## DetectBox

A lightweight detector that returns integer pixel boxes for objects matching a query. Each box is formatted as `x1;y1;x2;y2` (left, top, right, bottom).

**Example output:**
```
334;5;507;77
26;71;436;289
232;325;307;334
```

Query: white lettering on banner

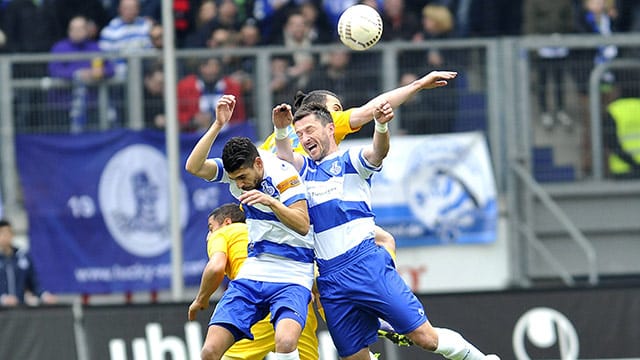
67;195;96;218
74;260;206;283
109;322;202;360
192;187;221;211
512;307;579;360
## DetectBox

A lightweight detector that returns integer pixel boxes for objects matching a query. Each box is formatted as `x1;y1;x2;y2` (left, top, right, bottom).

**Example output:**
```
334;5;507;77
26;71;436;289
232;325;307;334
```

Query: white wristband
274;127;288;140
374;120;388;133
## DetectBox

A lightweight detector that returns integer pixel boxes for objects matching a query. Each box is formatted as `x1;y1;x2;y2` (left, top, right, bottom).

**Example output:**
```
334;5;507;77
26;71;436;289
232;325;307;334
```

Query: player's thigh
269;283;312;329
224;316;275;360
320;297;379;358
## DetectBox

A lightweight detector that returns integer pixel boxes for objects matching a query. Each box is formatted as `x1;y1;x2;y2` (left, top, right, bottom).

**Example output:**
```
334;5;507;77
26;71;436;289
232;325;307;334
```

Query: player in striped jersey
188;204;319;360
260;70;457;260
186;94;314;360
273;102;500;360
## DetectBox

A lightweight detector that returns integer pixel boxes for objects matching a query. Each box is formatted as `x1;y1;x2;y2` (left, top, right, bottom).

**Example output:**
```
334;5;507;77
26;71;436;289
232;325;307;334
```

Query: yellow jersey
206;222;248;280
209;222;319;360
259;109;359;154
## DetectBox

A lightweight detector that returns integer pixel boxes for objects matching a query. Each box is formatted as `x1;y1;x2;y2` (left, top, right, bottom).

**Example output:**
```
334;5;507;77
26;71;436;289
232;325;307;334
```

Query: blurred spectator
177;57;246;132
184;0;218;48
604;82;640;179
380;0;420;41
48;16;115;133
0;0;58;54
399;4;459;134
270;56;297;106
143;62;166;129
212;0;243;31
47;0;110;41
306;48;368;108
523;0;575;129
149;23;163;49
0;219;57;307
299;1;335;43
572;0;619;175
99;0;154;78
252;0;296;44
272;12;316;89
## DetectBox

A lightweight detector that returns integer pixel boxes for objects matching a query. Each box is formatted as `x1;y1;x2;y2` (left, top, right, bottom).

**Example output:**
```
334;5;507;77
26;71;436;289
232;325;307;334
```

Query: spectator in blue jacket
0;220;56;307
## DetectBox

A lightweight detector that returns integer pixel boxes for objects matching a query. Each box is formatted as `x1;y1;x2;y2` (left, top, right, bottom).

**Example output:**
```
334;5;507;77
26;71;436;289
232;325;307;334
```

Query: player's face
295;115;334;161
324;95;343;112
227;159;263;191
208;216;223;233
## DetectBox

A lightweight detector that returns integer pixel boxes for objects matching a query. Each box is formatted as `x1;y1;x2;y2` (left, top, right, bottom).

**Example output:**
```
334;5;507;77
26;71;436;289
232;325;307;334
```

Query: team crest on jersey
99;144;189;257
329;161;342;175
260;179;277;196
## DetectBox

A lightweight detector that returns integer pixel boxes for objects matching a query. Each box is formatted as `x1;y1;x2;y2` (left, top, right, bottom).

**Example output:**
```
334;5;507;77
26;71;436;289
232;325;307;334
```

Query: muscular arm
238;193;310;235
185;95;236;180
184;122;224;180
273;103;305;171
348;70;457;129
362;101;393;167
188;251;227;321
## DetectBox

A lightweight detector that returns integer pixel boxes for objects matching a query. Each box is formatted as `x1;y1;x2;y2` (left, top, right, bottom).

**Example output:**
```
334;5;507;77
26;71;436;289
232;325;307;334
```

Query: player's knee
374;227;396;253
274;335;299;353
201;344;223;360
407;323;438;351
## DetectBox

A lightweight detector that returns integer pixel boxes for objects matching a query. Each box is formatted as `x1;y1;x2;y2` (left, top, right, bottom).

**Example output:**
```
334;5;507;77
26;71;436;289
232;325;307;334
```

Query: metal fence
2;33;640;286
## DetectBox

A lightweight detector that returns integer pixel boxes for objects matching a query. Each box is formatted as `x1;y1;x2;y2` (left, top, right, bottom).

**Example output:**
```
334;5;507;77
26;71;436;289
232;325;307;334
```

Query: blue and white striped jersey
209;150;314;289
300;147;380;266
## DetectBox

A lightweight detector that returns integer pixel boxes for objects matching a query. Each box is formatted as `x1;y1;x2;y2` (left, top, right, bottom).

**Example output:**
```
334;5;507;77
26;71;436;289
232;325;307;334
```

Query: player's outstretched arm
185;95;236;180
188;251;227;321
349;70;457;129
272;103;305;172
362;100;393;167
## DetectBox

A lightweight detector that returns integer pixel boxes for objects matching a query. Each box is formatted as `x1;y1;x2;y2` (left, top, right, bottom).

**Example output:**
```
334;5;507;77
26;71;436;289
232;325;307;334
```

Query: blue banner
15;123;256;293
343;132;498;247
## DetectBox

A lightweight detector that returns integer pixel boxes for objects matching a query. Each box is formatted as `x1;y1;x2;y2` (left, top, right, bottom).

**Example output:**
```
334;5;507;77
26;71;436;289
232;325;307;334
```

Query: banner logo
513;307;579;360
99;144;188;257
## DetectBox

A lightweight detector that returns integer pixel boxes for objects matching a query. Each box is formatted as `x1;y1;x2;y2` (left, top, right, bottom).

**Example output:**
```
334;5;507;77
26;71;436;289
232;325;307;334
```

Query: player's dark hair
0;219;10;228
293;103;334;126
293;90;341;111
221;137;259;173
208;203;246;224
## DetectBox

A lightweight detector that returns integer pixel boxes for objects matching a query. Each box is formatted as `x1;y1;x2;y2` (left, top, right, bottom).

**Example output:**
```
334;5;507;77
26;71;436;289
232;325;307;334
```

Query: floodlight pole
161;0;184;301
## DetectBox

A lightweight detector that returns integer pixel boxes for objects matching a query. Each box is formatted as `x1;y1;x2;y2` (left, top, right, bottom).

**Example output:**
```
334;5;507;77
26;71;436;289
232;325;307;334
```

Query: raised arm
362;100;394;167
349;70;457;128
185;94;236;180
272;103;305;172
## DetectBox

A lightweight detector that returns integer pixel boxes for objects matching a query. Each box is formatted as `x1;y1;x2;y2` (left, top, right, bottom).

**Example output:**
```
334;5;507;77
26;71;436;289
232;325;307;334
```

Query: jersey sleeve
206;231;228;259
332;108;360;144
273;159;308;207
348;147;382;179
206;158;228;183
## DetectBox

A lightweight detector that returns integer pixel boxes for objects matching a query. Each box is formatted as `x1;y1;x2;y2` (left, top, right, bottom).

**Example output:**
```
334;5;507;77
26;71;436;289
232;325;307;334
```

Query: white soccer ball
337;4;383;51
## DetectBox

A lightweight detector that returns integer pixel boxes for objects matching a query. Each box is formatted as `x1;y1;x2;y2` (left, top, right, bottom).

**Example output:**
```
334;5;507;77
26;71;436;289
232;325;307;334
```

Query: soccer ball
337;4;383;51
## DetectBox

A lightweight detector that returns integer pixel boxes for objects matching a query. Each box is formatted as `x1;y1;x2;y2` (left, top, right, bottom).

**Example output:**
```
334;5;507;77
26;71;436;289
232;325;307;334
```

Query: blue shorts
316;241;428;357
210;278;312;341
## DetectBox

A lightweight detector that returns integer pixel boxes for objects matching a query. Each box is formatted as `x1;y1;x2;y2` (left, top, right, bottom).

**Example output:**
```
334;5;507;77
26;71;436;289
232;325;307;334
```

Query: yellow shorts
223;302;319;360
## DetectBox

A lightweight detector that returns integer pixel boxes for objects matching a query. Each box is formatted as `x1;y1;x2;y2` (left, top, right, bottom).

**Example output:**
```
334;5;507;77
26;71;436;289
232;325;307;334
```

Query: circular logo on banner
512;307;580;360
99;144;188;257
